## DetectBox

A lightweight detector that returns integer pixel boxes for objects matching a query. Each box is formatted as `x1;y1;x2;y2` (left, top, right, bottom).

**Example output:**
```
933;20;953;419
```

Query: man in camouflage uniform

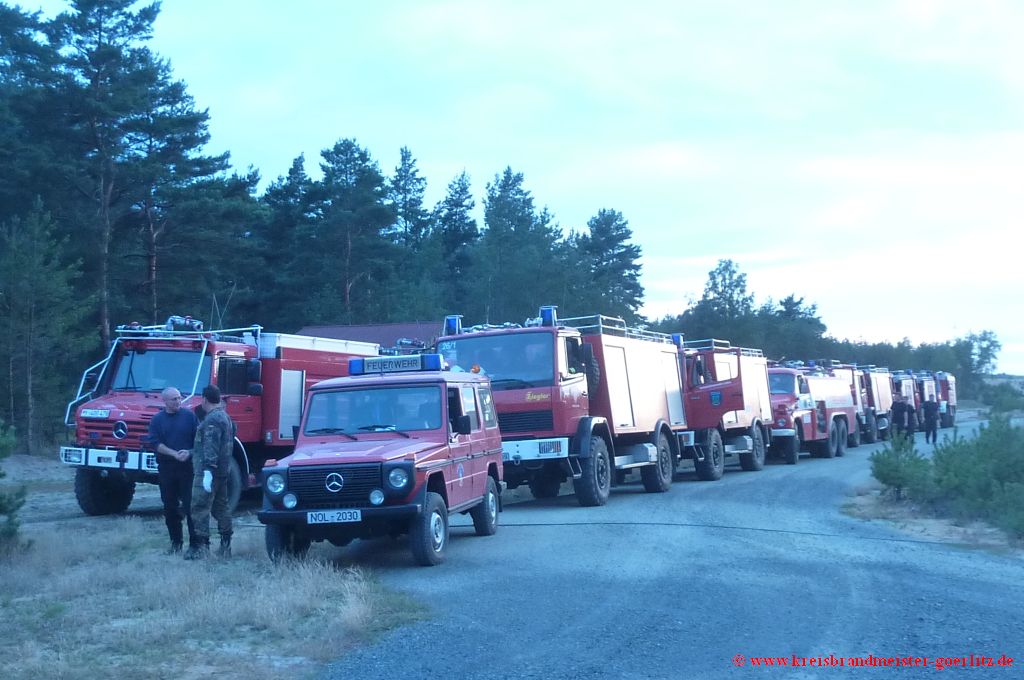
185;384;236;560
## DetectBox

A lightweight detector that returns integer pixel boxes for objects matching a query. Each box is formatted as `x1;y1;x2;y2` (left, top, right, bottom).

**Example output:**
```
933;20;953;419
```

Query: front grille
82;417;153;448
498;409;554;433
288;464;382;509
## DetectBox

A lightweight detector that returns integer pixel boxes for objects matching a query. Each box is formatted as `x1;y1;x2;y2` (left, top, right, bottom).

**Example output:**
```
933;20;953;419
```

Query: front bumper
257;503;424;525
770;428;797;437
502;437;571;464
59;445;158;474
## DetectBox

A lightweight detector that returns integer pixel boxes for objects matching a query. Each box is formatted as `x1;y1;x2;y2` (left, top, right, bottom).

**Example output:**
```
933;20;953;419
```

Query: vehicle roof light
349;353;445;375
444;315;463;336
539;305;557;327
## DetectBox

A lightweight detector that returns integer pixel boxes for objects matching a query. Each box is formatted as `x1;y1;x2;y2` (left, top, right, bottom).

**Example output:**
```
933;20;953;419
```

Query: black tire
581;344;601;394
470;476;499;536
695;430;725;481
641;433;673;492
739;426;766;471
847;418;861;448
941;407;956;429
410;492;449;566
528;471;562;499
225;457;243;514
573;436;611;507
74;468;135;516
783;434;800;465
265;524;311;562
835;420;848;457
814;422;837;459
863;412;878;444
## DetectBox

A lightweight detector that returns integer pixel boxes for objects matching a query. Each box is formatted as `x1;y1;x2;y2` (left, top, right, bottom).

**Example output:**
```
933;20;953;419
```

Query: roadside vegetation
1;519;427;680
0;418;25;554
870;417;1024;539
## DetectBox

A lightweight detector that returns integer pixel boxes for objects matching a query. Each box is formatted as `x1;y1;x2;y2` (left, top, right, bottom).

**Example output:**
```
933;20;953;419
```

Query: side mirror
247;358;262;382
247;382;264;397
455;415;472;436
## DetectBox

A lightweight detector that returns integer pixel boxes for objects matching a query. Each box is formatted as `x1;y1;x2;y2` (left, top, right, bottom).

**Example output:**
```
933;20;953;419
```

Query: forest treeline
0;1;1002;451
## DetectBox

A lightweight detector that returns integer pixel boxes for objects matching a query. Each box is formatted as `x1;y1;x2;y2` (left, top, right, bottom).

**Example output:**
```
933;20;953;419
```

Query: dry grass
1;518;427;679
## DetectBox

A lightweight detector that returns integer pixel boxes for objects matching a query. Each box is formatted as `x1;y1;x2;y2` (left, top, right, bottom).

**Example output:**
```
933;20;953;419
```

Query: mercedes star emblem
112;421;129;439
325;472;345;493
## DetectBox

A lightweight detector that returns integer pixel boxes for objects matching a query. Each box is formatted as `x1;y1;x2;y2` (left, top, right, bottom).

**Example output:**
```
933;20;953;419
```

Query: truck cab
257;353;503;566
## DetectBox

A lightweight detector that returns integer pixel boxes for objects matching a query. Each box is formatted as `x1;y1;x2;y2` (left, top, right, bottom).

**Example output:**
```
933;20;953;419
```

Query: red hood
285;437;446;466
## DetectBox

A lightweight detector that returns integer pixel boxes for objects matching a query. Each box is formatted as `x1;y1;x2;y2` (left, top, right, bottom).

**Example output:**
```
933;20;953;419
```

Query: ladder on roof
560;314;673;344
683;338;764;357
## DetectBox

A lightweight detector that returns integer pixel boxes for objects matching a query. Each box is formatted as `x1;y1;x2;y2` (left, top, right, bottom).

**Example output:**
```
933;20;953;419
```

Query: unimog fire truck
768;364;858;462
256;353;503;566
436;307;683;506
676;339;773;479
59;316;378;515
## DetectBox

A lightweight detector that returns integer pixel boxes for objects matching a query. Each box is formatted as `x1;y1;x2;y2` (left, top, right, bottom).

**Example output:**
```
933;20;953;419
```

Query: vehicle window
304;385;442;434
438;331;554;391
447;387;461;431
460;386;480;431
479;386;498;428
217;357;248;394
111;350;211;394
563;337;584;377
769;372;796;395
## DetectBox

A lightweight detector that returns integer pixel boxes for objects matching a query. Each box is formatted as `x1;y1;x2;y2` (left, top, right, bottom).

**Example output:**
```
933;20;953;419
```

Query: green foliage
979;382;1024;414
869;434;932;501
0;417;26;554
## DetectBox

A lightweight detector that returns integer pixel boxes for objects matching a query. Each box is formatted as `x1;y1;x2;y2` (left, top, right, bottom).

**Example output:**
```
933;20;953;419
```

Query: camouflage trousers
190;472;232;541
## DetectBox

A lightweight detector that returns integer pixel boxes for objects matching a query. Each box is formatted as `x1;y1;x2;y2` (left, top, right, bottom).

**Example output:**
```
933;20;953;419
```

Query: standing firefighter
147;387;199;554
185;385;237;560
892;395;907;438
923;396;940;444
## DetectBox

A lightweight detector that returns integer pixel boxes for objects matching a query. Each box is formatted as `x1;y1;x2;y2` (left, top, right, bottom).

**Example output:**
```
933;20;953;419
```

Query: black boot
184;538;210;560
165;541;183;555
217;532;232;558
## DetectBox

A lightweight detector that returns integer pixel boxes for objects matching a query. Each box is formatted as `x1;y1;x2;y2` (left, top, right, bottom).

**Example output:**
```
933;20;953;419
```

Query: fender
649;419;677;457
233;436;250;481
575;416;613;459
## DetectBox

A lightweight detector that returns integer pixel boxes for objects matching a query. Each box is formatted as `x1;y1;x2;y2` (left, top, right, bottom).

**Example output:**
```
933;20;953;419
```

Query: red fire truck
257;353;503;566
933;371;958;428
436;307;685;506
677;339;773;479
59;316;378;515
768;365;858;462
855;365;895;442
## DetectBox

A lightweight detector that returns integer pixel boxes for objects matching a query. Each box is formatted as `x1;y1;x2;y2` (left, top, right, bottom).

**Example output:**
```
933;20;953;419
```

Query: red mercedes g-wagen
257;353;503;566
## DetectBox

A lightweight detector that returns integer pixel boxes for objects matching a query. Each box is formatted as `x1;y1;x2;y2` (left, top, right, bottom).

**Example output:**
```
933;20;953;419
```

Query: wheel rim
597;449;609;490
430;511;445;551
659;440;672;479
713;440;723;468
487;489;497;523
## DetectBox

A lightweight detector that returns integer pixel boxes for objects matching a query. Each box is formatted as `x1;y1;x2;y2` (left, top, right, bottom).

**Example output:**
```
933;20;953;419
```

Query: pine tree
387;147;430;249
572;208;644;321
432;171;478;312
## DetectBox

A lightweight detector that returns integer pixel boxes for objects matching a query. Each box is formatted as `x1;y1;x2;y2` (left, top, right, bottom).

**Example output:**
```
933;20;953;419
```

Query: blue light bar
443;315;463;336
540;305;557;327
671;333;683;347
349;353;445;376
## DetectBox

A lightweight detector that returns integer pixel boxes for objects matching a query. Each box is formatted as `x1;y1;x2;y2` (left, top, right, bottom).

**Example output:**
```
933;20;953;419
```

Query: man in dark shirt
148;387;199;553
923;396;941;444
891;396;907;438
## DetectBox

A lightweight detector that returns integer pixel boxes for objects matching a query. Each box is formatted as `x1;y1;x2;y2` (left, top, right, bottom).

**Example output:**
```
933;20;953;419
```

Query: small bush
869;434;931;500
0;418;26;555
980;382;1024;413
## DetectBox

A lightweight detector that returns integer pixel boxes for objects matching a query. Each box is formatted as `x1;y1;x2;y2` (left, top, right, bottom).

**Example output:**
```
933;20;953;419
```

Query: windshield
304;385;442;435
438;332;554;391
769;372;797;396
111;350;211;393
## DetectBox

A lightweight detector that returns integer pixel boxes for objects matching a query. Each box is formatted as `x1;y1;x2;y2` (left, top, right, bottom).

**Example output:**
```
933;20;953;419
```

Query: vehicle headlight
369;489;385;505
283;493;297;509
266;473;285;494
388;468;409;489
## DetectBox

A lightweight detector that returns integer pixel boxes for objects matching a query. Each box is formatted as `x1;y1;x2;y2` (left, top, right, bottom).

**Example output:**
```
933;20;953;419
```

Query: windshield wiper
113;386;142;392
490;378;535;389
305;427;357;441
357;425;410;438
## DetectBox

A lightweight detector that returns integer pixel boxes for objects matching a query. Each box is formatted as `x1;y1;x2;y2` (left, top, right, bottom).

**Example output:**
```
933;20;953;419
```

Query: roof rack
114;315;261;344
682;338;764;357
560;314;673;344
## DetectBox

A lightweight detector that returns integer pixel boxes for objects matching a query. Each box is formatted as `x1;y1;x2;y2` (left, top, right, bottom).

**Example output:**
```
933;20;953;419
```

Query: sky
29;0;1024;374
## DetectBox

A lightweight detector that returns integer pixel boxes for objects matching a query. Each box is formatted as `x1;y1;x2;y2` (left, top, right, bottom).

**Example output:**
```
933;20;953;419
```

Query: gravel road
322;420;1024;679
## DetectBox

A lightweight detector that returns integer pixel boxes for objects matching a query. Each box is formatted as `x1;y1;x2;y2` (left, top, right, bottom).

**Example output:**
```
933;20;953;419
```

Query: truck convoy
256;353;503;566
59;316;378;515
435;307;775;505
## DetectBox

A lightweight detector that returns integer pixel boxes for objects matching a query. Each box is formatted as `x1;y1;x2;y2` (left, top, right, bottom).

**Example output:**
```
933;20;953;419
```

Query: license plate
98;456;113;463
307;509;362;524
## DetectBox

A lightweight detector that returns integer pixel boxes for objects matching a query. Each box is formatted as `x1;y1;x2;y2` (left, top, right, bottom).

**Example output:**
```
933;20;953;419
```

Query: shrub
0;418;26;555
869;433;931;500
981;382;1024;414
